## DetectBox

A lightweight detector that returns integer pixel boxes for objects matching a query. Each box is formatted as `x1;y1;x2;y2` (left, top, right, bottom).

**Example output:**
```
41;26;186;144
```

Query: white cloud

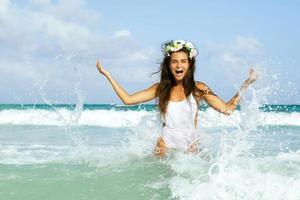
28;0;100;24
113;30;131;38
201;35;264;82
0;0;155;103
234;35;263;55
0;0;9;18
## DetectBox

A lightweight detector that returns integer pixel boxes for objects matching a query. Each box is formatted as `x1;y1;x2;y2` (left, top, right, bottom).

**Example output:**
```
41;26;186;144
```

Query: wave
0;108;300;127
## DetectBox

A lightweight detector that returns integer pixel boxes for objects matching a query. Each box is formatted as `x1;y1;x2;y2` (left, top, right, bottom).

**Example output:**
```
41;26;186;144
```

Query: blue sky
1;0;299;104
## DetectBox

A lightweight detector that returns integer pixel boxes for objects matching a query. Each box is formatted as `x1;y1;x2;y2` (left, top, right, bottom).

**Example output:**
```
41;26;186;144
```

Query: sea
0;103;299;200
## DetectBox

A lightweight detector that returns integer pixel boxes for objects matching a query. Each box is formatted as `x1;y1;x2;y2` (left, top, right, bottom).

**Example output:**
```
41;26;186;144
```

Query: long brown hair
153;47;204;115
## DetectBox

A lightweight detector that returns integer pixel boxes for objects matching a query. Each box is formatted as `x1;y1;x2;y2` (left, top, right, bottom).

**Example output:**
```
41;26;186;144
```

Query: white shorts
162;127;199;150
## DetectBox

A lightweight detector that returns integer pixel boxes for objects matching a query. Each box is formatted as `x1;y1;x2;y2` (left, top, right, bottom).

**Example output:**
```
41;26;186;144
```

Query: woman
96;40;257;157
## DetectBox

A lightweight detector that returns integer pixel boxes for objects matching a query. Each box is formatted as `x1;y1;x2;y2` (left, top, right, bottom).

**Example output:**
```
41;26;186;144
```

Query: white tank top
161;94;198;129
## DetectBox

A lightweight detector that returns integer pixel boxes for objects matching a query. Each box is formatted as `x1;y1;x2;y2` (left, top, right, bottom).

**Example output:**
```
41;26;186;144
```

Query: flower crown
164;40;198;58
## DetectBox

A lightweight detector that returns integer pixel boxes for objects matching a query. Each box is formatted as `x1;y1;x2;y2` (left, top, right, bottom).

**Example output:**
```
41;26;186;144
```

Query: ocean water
0;103;300;200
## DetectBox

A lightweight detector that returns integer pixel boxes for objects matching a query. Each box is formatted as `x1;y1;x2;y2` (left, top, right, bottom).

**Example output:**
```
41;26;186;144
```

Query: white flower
185;41;194;50
189;49;198;58
174;40;185;45
173;43;183;51
165;45;172;53
170;46;178;51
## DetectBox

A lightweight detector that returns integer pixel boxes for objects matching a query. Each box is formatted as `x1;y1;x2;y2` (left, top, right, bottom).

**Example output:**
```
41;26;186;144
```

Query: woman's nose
176;64;183;68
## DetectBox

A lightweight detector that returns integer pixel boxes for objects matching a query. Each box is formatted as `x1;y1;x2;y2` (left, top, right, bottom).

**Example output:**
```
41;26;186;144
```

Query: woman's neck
171;83;185;94
174;80;184;87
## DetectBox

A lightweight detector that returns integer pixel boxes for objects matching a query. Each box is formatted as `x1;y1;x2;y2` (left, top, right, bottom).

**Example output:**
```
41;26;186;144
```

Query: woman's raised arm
197;69;257;115
96;60;158;105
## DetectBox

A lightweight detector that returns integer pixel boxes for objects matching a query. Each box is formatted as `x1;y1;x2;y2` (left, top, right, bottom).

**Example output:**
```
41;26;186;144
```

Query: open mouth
175;70;184;74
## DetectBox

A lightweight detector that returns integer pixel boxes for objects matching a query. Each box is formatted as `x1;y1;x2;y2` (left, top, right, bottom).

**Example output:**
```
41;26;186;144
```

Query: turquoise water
0;104;300;199
1;104;300;112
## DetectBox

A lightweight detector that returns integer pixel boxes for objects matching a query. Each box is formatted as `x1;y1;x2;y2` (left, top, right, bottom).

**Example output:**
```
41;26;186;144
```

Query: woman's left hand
246;68;257;84
241;69;257;90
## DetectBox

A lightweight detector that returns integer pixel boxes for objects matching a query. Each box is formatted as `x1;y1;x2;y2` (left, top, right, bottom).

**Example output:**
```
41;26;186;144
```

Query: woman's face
169;51;190;82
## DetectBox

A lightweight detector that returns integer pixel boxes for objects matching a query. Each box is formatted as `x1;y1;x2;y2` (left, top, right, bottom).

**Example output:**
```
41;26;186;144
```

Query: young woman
96;40;257;157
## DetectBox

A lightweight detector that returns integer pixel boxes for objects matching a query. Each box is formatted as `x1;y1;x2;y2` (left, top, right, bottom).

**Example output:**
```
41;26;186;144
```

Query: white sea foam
0;109;152;127
0;108;299;127
164;151;300;200
0;143;132;166
0;144;71;165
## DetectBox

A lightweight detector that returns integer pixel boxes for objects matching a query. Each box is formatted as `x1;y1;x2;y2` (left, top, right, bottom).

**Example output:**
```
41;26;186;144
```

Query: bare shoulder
195;81;210;91
152;82;159;87
195;81;216;97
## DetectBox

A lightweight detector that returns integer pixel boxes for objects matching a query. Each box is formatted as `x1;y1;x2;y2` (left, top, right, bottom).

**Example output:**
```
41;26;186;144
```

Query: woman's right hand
96;60;110;77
